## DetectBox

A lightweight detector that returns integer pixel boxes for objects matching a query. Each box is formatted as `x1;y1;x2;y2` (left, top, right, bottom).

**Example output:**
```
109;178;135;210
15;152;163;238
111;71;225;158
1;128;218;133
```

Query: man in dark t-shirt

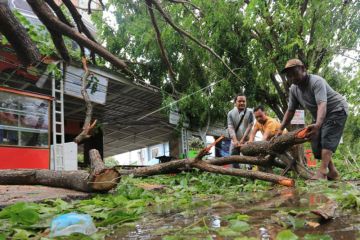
278;59;348;180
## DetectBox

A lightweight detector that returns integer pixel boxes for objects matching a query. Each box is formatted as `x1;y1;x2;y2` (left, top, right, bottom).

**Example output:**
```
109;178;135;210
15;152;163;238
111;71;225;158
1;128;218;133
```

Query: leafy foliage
0;171;269;239
1;171;360;239
91;0;360;128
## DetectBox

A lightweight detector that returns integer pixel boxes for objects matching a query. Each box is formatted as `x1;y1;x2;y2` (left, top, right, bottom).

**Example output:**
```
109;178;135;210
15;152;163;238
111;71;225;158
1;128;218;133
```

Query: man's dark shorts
311;109;347;159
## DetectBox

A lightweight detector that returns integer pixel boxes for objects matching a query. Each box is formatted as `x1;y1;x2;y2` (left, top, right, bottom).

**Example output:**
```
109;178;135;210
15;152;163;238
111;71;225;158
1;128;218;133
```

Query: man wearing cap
277;59;348;180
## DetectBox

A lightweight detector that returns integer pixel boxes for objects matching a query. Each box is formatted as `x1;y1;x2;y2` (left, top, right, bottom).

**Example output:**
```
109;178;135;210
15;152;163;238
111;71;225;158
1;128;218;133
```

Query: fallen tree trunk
278;145;313;179
118;155;295;187
0;149;120;193
118;155;279;176
192;161;294;187
0;129;311;191
118;128;312;184
240;128;309;156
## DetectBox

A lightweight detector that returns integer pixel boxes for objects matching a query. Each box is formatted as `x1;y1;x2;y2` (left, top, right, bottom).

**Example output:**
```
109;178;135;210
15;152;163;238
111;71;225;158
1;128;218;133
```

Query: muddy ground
0;185;91;208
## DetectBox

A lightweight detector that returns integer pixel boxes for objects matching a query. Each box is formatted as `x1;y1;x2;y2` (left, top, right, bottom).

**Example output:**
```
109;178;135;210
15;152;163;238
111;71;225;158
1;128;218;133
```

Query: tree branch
0;1;41;66
306;10;317;63
258;87;284;119
270;73;287;111
44;0;73;27
61;0;97;61
146;0;176;93
48;29;71;62
27;0;136;77
192;161;294;187
74;58;97;144
261;1;281;53
294;0;309;61
300;0;309;17
167;0;201;11
313;48;328;73
150;0;243;83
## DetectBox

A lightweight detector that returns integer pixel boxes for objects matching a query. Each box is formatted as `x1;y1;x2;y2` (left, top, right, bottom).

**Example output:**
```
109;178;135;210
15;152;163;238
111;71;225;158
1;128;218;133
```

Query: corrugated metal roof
0;58;175;157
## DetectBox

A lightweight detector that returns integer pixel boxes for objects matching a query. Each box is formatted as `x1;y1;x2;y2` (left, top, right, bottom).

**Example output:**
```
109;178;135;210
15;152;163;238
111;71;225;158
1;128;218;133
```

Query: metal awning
0;58;175;157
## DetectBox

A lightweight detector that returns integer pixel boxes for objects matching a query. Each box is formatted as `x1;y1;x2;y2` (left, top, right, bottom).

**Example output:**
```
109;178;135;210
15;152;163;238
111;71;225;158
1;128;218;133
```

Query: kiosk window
0;91;49;147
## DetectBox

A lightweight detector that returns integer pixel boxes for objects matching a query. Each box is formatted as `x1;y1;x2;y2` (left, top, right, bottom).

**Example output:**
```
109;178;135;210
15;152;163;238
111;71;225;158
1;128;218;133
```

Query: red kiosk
0;86;52;169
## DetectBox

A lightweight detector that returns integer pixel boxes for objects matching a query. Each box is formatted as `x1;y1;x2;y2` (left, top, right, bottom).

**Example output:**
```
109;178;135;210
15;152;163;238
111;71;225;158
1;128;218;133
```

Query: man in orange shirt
248;106;281;142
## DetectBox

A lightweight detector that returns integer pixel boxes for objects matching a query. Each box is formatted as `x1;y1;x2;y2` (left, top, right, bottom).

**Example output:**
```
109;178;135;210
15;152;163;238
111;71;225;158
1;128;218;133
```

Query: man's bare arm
248;125;258;142
279;110;295;131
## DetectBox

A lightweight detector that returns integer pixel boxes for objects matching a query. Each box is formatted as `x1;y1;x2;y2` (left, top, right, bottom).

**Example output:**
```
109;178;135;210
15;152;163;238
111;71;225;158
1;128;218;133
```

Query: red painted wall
0;147;49;169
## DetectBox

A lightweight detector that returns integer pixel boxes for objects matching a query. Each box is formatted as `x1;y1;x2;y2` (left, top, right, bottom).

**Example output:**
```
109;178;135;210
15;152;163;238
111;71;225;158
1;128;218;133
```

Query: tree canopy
0;0;359;129
91;0;360;127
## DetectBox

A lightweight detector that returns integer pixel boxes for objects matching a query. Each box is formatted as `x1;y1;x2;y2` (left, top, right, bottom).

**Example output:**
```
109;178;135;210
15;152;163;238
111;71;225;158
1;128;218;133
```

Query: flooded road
108;181;360;239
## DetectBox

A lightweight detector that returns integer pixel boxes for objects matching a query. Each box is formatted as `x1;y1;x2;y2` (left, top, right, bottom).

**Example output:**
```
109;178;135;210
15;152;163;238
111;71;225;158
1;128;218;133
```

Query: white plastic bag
50;212;97;237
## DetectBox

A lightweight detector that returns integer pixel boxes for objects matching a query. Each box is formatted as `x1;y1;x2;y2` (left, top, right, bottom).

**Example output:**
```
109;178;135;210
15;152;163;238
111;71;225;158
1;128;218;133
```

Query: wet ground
108;182;360;240
0;185;91;208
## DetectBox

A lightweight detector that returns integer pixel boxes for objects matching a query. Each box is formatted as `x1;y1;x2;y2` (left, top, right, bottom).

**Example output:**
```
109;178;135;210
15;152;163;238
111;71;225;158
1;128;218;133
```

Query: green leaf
303;234;333;240
0;233;7;240
0;202;39;225
12;208;39;226
12;229;32;240
217;227;241;237
234;237;257;240
97;209;138;227
276;230;299;240
287;215;305;229
1;36;8;45
229;220;251;232
223;213;250;221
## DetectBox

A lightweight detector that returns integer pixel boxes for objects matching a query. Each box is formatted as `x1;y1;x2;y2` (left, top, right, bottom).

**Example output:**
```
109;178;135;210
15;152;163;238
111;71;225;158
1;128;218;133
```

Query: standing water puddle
108;182;360;239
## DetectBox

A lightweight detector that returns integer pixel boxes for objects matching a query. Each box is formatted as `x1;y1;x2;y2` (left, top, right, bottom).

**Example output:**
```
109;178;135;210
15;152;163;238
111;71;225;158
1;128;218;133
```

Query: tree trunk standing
0;1;41;65
84;126;104;167
0;150;119;192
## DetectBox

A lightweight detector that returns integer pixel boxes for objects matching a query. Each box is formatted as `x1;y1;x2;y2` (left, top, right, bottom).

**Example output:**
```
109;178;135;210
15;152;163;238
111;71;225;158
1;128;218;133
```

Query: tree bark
73;58;96;144
150;0;243;83
0;1;41;66
192;161;294;187
240;128;309;156
0;129;311;191
146;0;176;93
118;156;294;187
116;129;313;185
0;149;120;192
44;0;74;27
